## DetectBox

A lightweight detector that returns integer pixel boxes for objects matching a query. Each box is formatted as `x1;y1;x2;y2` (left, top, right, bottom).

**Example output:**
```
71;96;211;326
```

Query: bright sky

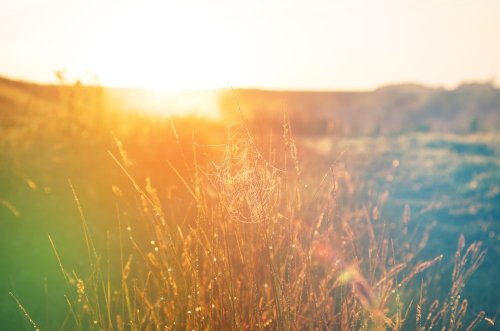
1;0;499;90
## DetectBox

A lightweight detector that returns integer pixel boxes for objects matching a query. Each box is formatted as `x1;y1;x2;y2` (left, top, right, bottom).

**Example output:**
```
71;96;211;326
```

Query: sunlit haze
1;0;499;90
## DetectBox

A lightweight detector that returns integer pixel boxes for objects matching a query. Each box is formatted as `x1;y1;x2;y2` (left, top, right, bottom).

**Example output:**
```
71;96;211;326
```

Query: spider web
209;133;281;224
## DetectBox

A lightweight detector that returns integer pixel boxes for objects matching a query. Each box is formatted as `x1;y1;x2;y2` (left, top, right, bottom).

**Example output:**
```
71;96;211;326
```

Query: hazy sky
1;0;499;90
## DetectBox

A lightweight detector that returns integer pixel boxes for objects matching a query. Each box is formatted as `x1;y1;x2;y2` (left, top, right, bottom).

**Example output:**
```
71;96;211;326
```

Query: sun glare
84;2;246;91
108;88;223;117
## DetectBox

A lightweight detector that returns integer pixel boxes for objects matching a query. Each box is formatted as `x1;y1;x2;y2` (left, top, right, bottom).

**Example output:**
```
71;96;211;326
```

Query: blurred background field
0;76;499;329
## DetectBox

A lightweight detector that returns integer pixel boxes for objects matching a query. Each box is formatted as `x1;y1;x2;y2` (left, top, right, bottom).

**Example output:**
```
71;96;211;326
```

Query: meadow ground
0;79;498;330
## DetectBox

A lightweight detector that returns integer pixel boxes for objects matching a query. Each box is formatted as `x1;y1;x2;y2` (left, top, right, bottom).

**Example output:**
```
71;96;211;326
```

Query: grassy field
0;77;498;330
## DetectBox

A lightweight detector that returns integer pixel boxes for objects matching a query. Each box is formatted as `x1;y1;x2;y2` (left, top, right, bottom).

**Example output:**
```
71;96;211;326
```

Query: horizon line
1;73;498;93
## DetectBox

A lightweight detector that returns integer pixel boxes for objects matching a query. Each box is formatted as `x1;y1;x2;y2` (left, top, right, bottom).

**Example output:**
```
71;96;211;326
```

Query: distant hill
1;75;499;136
227;82;500;136
0;76;219;118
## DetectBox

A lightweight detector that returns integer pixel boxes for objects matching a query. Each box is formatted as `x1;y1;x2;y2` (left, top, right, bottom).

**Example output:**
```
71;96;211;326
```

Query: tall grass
27;115;491;331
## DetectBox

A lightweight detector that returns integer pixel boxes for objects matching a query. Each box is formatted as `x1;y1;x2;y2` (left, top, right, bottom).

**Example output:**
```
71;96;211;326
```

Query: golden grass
34;119;490;331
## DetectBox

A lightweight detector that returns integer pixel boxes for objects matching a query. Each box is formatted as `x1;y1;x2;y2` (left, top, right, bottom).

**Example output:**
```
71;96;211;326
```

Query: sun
83;2;249;91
